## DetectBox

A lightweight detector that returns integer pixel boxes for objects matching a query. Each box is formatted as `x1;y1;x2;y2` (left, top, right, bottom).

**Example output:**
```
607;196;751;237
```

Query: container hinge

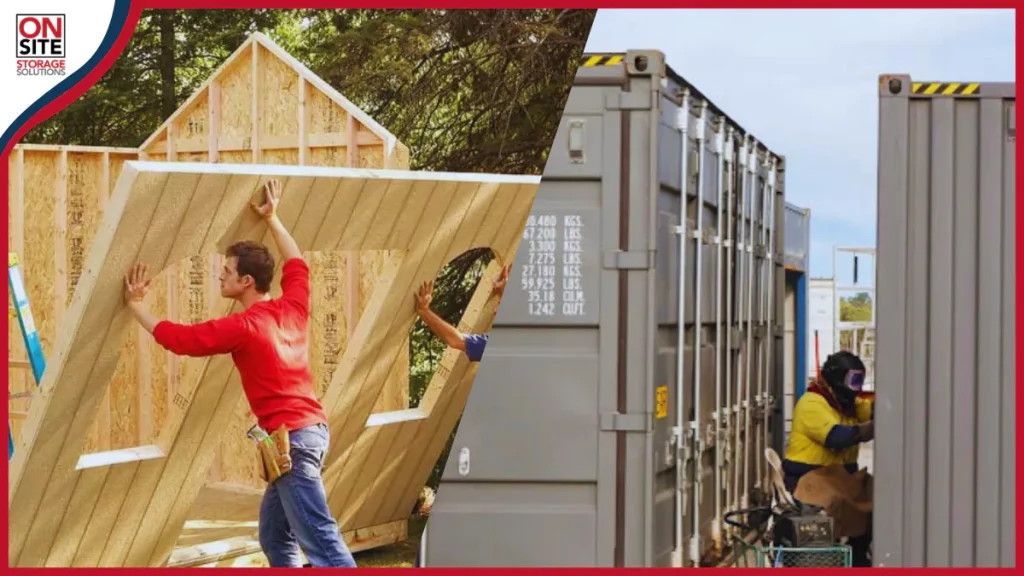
719;426;731;465
606;91;653;111
603;250;656;270
692;227;713;244
600;412;652;432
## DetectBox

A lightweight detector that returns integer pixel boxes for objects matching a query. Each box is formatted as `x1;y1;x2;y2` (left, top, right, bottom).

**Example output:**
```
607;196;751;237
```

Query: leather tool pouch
254;425;293;483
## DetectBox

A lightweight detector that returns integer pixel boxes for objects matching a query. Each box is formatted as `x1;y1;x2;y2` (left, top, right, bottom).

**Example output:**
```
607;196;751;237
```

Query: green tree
839;292;873;323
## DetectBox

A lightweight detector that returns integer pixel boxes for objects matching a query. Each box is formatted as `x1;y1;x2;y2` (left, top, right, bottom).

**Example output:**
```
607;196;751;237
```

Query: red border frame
1;2;1020;573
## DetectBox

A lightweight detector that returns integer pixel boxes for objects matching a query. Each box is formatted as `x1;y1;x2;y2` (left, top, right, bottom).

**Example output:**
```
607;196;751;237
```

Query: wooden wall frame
8;161;538;567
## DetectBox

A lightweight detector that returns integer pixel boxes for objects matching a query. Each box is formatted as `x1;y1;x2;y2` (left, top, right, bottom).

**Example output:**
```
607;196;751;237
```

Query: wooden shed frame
8;30;414;476
138;32;409;170
7;31;434;565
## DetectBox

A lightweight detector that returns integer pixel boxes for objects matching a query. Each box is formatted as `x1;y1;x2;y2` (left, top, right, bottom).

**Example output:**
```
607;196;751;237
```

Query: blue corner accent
795;271;808;399
0;0;132;154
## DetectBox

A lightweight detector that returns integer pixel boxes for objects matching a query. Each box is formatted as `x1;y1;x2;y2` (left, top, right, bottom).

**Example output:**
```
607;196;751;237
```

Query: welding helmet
820;351;866;412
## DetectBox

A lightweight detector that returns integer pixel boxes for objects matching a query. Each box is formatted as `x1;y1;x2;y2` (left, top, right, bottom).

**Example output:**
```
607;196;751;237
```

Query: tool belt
248;424;293;483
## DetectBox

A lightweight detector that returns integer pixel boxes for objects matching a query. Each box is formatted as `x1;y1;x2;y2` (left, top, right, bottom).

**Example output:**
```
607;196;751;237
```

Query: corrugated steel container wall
874;75;1015;568
424;50;787;567
783;202;810;272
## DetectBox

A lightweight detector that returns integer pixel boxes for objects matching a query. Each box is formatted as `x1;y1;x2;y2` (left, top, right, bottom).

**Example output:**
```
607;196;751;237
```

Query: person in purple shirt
413;265;509;362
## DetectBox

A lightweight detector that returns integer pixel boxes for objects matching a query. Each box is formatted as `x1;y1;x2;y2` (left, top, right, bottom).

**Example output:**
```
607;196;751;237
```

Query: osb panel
309;146;348;168
259;44;299;140
219;151;251;165
171;91;209;145
310;251;347;398
218;58;252;144
261;149;299;166
107;155;135;196
308;88;345;134
176;152;207;163
65;153;103;303
146;272;170;444
21;152;59;364
214;408;263;487
359;146;385;169
390;143;412;171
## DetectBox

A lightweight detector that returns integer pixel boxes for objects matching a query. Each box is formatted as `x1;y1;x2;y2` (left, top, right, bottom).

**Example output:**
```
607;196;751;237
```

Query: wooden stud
54;149;68;322
208;81;220;163
347;112;358;169
344;111;359;341
165;124;176;162
251;42;261;163
96;151;112;453
298;76;308;166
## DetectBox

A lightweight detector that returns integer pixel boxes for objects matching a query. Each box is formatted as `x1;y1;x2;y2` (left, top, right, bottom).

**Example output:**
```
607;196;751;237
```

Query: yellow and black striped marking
580;54;624;67
911;82;981;96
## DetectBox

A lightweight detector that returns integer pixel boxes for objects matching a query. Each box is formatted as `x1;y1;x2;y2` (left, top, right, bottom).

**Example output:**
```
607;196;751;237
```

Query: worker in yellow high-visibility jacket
783;350;875;566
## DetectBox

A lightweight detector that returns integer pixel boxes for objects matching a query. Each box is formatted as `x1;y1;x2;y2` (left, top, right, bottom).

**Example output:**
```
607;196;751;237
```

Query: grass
352;516;428;568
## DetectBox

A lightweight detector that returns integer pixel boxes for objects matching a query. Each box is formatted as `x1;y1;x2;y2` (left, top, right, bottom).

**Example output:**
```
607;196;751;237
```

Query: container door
423;72;625;567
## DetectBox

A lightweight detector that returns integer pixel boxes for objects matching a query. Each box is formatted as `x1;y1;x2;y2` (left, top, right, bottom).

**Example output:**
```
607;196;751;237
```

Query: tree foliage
25;9;594;176
839;292;873;323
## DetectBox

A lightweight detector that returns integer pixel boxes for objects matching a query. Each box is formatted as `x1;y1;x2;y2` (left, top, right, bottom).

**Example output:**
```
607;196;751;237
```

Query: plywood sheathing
8;33;413;492
7;161;538;567
8;145;139;453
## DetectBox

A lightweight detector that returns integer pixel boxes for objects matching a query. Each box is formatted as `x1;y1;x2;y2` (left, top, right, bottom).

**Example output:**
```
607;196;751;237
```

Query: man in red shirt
122;178;357;568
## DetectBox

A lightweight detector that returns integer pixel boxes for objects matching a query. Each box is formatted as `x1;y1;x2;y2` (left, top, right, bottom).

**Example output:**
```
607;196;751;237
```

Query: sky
584;9;1016;279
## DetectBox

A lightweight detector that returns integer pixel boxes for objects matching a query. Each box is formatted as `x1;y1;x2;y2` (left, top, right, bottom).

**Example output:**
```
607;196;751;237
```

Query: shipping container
421;50;787;567
874;75;1015;567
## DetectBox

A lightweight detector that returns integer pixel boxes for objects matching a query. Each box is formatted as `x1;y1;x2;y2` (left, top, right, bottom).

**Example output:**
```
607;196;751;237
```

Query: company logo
16;14;66;76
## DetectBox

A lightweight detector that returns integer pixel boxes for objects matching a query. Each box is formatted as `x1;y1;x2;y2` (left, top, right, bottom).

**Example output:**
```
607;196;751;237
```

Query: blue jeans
258;423;357;567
